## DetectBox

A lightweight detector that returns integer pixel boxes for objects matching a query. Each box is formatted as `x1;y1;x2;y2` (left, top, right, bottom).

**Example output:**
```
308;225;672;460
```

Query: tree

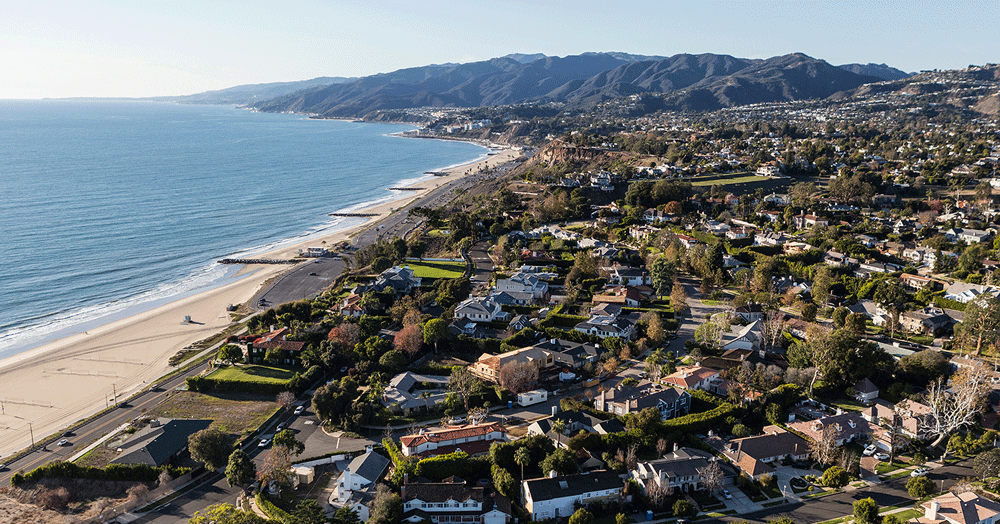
368;483;402;524
292;500;328;524
954;296;1000;356
225;449;256;493
276;391;296;410
491;464;516;498
188;428;232;470
328;323;361;347
672;499;696;518
921;362;993;448
812;265;834;307
975;180;993;204
379;349;407;372
822;466;849;488
656;438;668;458
695;320;724;351
832;307;850;328
551;419;567;448
645;313;665;346
670;278;689;316
853;497;880;524
258;447;294;487
541;448;579;476
423;319;449;353
188;503;268;524
810;425;841;466
218;344;243;364
273;428;305;456
568;508;595;524
650;256;675;297
498;360;536;395
514;447;531;480
332;507;362;524
973;448;1000;480
616;513;629;524
448;367;482;411
698;460;724;494
801;303;818;322
906;475;935;498
394;324;423;356
874;279;907;338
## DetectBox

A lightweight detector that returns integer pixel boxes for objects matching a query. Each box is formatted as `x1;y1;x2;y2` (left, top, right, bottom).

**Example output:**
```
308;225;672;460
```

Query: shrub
907;475;934;498
672;499;696;517
822;466;849;488
255;492;295;524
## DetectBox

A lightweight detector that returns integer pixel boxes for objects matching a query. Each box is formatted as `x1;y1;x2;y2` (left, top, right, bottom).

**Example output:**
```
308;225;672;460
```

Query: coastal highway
0;359;212;485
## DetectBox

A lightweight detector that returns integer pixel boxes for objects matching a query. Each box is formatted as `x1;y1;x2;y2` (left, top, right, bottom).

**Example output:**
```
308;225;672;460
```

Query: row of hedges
662;400;736;434
539;313;589;329
11;461;188;486
255;492;295;524
186;374;294;395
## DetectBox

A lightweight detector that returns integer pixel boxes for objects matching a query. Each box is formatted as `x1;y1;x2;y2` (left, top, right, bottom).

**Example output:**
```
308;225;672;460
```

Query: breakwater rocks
218;258;303;265
328;212;380;217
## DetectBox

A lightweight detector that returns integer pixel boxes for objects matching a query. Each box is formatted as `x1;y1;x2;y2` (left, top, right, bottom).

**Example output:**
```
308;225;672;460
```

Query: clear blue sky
2;0;996;99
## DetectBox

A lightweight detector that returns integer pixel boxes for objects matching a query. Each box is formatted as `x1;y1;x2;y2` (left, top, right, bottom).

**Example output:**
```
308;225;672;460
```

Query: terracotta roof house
399;423;507;458
788;412;884;447
249;327;306;365
661;366;721;392
469;345;574;383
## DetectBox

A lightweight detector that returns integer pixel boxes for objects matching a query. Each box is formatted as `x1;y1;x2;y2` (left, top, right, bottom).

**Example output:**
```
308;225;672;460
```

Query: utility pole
29;422;34;449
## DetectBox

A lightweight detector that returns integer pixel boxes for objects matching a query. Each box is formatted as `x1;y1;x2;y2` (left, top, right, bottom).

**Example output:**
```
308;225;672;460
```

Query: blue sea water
0;100;486;358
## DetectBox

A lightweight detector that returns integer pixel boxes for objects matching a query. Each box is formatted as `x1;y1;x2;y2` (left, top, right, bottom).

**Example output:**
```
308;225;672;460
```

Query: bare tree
498;360;536;394
656;438;668;458
646;480;667;510
697;460;724;494
468;406;488;424
257;447;293;488
625;444;639;471
810;425;841;466
837;448;859;474
127;483;150;504
448;367;483;411
760;309;785;352
921;362;993;449
276;391;295;410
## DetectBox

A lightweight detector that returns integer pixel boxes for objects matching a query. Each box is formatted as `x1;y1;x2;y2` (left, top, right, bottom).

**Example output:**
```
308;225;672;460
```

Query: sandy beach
0;146;519;458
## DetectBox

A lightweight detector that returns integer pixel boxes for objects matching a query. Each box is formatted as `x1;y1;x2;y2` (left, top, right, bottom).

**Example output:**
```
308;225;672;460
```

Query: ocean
0;100;486;358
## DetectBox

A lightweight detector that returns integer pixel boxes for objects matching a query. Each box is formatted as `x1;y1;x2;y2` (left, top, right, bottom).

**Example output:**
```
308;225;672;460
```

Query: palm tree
551;419;566;448
514;447;530;480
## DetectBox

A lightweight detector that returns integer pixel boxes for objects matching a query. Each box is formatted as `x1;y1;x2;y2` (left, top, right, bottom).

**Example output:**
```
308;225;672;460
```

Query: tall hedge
11;461;187;486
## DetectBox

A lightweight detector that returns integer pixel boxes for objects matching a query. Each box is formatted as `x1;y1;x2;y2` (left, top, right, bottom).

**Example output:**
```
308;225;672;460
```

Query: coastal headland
0;147;519;459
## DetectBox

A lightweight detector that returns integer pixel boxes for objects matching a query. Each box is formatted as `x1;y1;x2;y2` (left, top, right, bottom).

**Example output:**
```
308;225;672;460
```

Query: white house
632;447;734;495
521;470;622;521
454;297;509;322
330;450;392;520
721;320;764;352
496;273;549;300
401;478;512;524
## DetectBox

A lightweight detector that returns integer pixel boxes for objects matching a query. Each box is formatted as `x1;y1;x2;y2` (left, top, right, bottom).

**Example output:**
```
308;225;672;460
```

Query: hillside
149;77;355;105
248;52;882;117
837;63;912;81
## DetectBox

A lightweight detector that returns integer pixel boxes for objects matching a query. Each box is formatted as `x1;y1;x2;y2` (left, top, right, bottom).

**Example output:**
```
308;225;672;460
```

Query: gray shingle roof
112;418;212;467
523;470;622;502
346;451;391;483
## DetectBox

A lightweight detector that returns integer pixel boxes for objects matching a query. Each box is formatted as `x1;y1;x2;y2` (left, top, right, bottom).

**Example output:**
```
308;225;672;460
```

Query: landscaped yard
689;174;772;187
147;391;281;436
207;364;297;385
402;258;466;279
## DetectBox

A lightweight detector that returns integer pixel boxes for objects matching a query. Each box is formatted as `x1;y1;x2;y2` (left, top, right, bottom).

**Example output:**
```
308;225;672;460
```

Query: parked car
911;467;930;477
294;406;304;415
258;439;270;448
863;444;877;456
276;423;286;432
449;416;466;424
721;489;733;500
874;452;890;461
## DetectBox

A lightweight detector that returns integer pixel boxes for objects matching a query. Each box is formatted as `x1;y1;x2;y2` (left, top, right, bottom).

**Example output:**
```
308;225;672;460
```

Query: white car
721;489;733;500
863;444;877;456
911;467;930;477
874;452;890;461
294;406;304;415
258;439;270;448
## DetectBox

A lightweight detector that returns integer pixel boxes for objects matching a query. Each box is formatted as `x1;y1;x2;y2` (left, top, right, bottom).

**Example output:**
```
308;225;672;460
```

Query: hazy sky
2;0;997;99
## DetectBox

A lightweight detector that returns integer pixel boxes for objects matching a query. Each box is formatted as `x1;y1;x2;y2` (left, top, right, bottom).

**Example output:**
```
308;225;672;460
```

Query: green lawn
208;365;297;384
690;175;771;187
402;258;466;279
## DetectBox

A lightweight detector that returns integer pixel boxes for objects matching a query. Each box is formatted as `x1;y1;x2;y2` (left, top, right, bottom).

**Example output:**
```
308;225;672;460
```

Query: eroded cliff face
523;140;633;172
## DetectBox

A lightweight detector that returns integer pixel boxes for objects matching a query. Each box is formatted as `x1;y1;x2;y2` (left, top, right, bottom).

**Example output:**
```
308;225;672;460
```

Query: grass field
402;259;466;279
207;365;296;384
690;174;772;187
147;391;280;436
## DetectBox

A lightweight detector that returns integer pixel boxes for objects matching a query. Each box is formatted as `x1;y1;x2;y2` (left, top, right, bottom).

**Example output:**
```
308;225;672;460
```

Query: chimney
401;473;409;499
673;443;679;452
365;445;373;454
926;501;940;521
549;470;558;478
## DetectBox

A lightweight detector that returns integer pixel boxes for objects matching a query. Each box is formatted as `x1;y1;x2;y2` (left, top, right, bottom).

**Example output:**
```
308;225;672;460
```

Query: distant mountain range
174;52;917;116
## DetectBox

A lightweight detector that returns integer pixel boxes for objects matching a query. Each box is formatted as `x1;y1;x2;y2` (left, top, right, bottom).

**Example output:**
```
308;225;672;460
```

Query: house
612;266;652;287
592;287;643;308
900;273;938;292
508;314;532;332
900;306;951;334
726;227;753;240
248;327;306;365
399;423;508;458
496;273;549;300
632;447;736;496
661;366;720;392
530;338;601;367
521;470;622;521
469;344;576;383
945;283;1000;304
946;228;992;244
372;266;423;295
733;304;765;322
454;296;509;323
861;399;933;440
594;381;691;419
382;372;451;414
111;418;212;466
488;290;534;306
757;210;782;223
401;476;512;524
629;224;659;241
644;208;666;223
788;412;884;447
721;320;764;352
704;220;731;235
331;450;392;519
854;378;880;403
763;192;791;206
573;312;639;340
526;410;601;446
920;492;1000;524
754;231;790;246
676;234;700;248
793;214;829;229
757;165;781;177
720;426;809;478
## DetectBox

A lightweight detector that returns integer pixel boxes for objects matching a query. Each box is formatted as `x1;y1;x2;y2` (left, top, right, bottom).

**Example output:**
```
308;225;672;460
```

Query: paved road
469;241;495;293
0;359;212;484
255;257;347;309
709;459;975;524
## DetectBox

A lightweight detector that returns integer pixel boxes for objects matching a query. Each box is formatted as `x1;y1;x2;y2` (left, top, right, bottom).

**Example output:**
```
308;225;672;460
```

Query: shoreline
0;141;518;458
